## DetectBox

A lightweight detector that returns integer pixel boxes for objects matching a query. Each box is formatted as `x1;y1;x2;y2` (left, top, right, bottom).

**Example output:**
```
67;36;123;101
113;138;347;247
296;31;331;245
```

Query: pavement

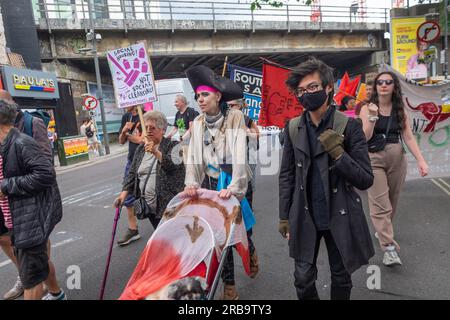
1;145;449;300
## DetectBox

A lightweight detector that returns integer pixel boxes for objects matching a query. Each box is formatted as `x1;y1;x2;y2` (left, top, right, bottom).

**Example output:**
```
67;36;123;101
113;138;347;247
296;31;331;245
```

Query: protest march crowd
0;57;434;301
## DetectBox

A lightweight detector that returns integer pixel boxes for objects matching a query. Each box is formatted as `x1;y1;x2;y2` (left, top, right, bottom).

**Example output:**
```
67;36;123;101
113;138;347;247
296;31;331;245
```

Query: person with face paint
184;65;254;300
279;58;375;300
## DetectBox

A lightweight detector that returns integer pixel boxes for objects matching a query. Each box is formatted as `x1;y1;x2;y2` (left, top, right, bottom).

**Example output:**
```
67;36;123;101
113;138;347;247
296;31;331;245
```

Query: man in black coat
0;100;64;300
278;58;375;300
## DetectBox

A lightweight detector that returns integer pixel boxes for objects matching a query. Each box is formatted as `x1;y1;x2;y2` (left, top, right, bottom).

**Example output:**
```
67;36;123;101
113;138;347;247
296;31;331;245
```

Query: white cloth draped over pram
119;189;250;300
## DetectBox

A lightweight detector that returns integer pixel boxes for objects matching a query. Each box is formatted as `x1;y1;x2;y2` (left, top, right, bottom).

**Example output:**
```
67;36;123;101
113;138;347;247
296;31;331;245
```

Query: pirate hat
186;65;243;102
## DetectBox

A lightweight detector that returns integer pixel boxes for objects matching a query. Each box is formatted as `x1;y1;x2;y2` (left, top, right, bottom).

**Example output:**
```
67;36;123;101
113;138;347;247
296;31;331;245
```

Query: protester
184;65;255;300
114;111;185;229
226;98;260;208
339;95;356;112
167;94;199;140
0;90;53;300
279;58;375;300
355;79;373;117
117;106;143;246
80;117;99;155
359;71;429;266
0;99;64;300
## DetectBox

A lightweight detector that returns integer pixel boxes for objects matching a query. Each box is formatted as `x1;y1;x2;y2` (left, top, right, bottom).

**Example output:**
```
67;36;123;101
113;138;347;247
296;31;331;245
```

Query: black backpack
85;125;94;138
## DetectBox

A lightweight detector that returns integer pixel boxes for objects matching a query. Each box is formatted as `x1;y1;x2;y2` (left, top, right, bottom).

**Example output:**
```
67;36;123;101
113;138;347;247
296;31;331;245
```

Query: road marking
0;235;82;269
431;179;450;197
438;178;450;190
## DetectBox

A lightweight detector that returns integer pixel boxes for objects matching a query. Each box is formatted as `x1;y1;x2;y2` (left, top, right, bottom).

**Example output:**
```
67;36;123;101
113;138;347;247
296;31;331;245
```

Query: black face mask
297;89;329;111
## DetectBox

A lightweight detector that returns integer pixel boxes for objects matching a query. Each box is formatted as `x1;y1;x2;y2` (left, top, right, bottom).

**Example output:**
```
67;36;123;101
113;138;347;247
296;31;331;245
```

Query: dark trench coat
279;110;375;274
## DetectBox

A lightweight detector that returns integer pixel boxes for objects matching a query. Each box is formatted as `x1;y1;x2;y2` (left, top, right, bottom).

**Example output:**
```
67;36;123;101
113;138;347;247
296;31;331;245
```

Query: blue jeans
123;159;136;207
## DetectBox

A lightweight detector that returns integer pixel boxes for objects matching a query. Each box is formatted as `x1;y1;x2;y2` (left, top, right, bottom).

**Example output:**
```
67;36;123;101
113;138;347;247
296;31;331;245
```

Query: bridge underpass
36;1;388;79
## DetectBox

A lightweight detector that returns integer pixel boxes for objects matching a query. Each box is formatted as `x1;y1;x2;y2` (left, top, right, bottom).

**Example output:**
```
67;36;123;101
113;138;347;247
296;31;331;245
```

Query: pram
119;189;252;300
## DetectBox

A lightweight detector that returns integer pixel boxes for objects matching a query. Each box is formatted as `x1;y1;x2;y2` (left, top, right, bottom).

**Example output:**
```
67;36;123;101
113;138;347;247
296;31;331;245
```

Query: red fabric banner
259;63;303;128
334;72;361;106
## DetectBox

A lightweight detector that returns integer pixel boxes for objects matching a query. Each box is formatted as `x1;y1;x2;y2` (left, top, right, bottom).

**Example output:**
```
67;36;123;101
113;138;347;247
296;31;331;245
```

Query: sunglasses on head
376;79;394;86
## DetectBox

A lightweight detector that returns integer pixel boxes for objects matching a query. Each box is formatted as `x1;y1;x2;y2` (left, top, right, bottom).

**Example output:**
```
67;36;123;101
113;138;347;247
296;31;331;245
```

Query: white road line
65;189;111;205
431;179;450;197
0;260;12;268
51;236;82;248
438;178;450;191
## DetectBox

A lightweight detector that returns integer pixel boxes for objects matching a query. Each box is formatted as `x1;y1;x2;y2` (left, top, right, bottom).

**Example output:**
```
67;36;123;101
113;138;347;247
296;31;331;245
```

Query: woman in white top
184;65;255;300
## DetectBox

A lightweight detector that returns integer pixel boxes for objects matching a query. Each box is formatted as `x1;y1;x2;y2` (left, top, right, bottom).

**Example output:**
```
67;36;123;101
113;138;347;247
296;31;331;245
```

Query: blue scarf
217;171;256;231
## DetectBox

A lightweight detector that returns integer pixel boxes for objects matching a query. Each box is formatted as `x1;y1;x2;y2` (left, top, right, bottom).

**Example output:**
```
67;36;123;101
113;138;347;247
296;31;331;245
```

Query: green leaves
250;0;314;11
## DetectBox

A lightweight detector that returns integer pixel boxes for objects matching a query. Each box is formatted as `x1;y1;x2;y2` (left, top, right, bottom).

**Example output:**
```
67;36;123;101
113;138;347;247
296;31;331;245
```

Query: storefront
0;65;88;166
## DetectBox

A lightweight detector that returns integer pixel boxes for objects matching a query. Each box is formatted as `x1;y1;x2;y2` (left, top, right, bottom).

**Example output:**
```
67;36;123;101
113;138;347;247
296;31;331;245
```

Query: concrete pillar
0;6;9;65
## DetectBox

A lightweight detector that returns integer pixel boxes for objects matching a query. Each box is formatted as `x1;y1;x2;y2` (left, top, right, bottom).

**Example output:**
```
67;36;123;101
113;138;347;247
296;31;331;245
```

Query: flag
356;83;368;103
334;72;361;106
259;63;303;128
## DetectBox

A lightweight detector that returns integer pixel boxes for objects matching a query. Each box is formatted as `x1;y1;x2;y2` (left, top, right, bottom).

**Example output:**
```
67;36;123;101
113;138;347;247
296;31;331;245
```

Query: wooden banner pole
222;56;228;77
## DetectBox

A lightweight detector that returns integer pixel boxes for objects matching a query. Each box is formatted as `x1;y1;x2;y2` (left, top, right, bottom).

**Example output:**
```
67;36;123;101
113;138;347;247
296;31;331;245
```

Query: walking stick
99;206;122;300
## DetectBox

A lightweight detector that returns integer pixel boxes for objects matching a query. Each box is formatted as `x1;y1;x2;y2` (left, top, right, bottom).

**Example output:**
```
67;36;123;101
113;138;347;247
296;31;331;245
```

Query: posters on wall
107;42;157;109
390;16;427;81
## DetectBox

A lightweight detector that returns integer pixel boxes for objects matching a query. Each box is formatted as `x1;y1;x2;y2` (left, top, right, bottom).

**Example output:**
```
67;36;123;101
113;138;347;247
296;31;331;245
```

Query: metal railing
35;0;389;32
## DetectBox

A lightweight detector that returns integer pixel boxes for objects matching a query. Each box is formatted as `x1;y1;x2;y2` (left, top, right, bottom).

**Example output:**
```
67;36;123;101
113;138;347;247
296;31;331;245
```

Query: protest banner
383;65;450;180
259;63;303;128
229;64;263;122
107;42;157;109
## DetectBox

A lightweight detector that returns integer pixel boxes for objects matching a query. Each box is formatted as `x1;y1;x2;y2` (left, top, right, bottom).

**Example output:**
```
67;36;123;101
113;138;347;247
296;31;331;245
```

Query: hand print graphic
108;47;149;89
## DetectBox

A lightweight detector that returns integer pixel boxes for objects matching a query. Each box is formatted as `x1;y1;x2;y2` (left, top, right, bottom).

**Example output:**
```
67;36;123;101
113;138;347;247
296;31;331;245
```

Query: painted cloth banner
383;65;450;180
107;43;157;109
259;63;303;128
229;64;262;122
390;16;427;80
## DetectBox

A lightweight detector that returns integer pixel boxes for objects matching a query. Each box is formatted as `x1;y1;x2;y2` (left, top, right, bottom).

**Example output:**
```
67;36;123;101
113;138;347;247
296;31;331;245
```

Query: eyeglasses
145;125;159;132
195;92;211;101
295;83;322;97
376;79;394;86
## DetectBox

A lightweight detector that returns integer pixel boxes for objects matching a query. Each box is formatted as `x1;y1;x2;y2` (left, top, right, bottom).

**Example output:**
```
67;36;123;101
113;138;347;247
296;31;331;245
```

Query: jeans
294;230;352;300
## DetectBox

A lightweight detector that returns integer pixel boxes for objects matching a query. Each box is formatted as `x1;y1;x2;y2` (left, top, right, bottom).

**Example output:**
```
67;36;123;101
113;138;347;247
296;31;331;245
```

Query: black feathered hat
186;65;244;102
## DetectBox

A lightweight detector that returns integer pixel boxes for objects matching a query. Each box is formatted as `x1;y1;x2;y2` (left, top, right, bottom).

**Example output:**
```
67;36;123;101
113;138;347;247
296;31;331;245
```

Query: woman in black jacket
0;99;64;300
114;110;185;229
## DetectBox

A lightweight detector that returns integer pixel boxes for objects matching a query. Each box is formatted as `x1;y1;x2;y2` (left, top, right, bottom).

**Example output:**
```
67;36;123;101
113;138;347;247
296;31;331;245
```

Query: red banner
259;63;303;128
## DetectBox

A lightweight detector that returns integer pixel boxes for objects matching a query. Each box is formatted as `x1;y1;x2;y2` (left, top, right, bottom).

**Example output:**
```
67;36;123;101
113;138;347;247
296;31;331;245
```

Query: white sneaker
42;290;67;300
3;276;24;300
383;246;402;267
374;232;379;239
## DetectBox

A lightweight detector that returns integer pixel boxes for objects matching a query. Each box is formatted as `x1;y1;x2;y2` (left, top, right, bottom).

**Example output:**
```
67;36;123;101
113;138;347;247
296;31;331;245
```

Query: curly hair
370;71;406;129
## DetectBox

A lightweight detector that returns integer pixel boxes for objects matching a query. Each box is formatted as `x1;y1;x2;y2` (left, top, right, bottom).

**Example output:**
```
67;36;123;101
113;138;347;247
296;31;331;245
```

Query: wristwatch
368;115;379;122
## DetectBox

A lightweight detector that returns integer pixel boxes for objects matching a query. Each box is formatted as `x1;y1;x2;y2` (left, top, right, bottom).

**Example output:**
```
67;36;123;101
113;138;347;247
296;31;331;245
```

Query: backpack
288;109;349;145
23;110;51;137
85;125;94;138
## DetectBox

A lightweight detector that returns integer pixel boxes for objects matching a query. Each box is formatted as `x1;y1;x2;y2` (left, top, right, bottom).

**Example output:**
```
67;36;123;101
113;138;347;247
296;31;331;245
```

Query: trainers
42;290;67;300
221;284;239;300
374;232;379;239
249;251;259;279
3;277;24;300
117;228;141;246
383;246;402;267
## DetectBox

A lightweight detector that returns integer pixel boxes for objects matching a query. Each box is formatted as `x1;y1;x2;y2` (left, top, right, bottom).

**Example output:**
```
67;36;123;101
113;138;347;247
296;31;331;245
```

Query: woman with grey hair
114;110;185;229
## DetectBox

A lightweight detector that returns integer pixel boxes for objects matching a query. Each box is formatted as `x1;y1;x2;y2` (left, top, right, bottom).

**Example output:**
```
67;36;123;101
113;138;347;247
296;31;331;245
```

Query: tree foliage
250;0;314;11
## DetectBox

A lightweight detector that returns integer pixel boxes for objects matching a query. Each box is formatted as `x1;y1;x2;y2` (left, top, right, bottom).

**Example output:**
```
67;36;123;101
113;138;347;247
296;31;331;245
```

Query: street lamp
86;0;110;155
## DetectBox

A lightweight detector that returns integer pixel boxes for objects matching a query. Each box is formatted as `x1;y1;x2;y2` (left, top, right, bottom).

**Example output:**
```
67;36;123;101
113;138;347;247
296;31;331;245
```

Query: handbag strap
140;155;157;197
383;108;393;138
